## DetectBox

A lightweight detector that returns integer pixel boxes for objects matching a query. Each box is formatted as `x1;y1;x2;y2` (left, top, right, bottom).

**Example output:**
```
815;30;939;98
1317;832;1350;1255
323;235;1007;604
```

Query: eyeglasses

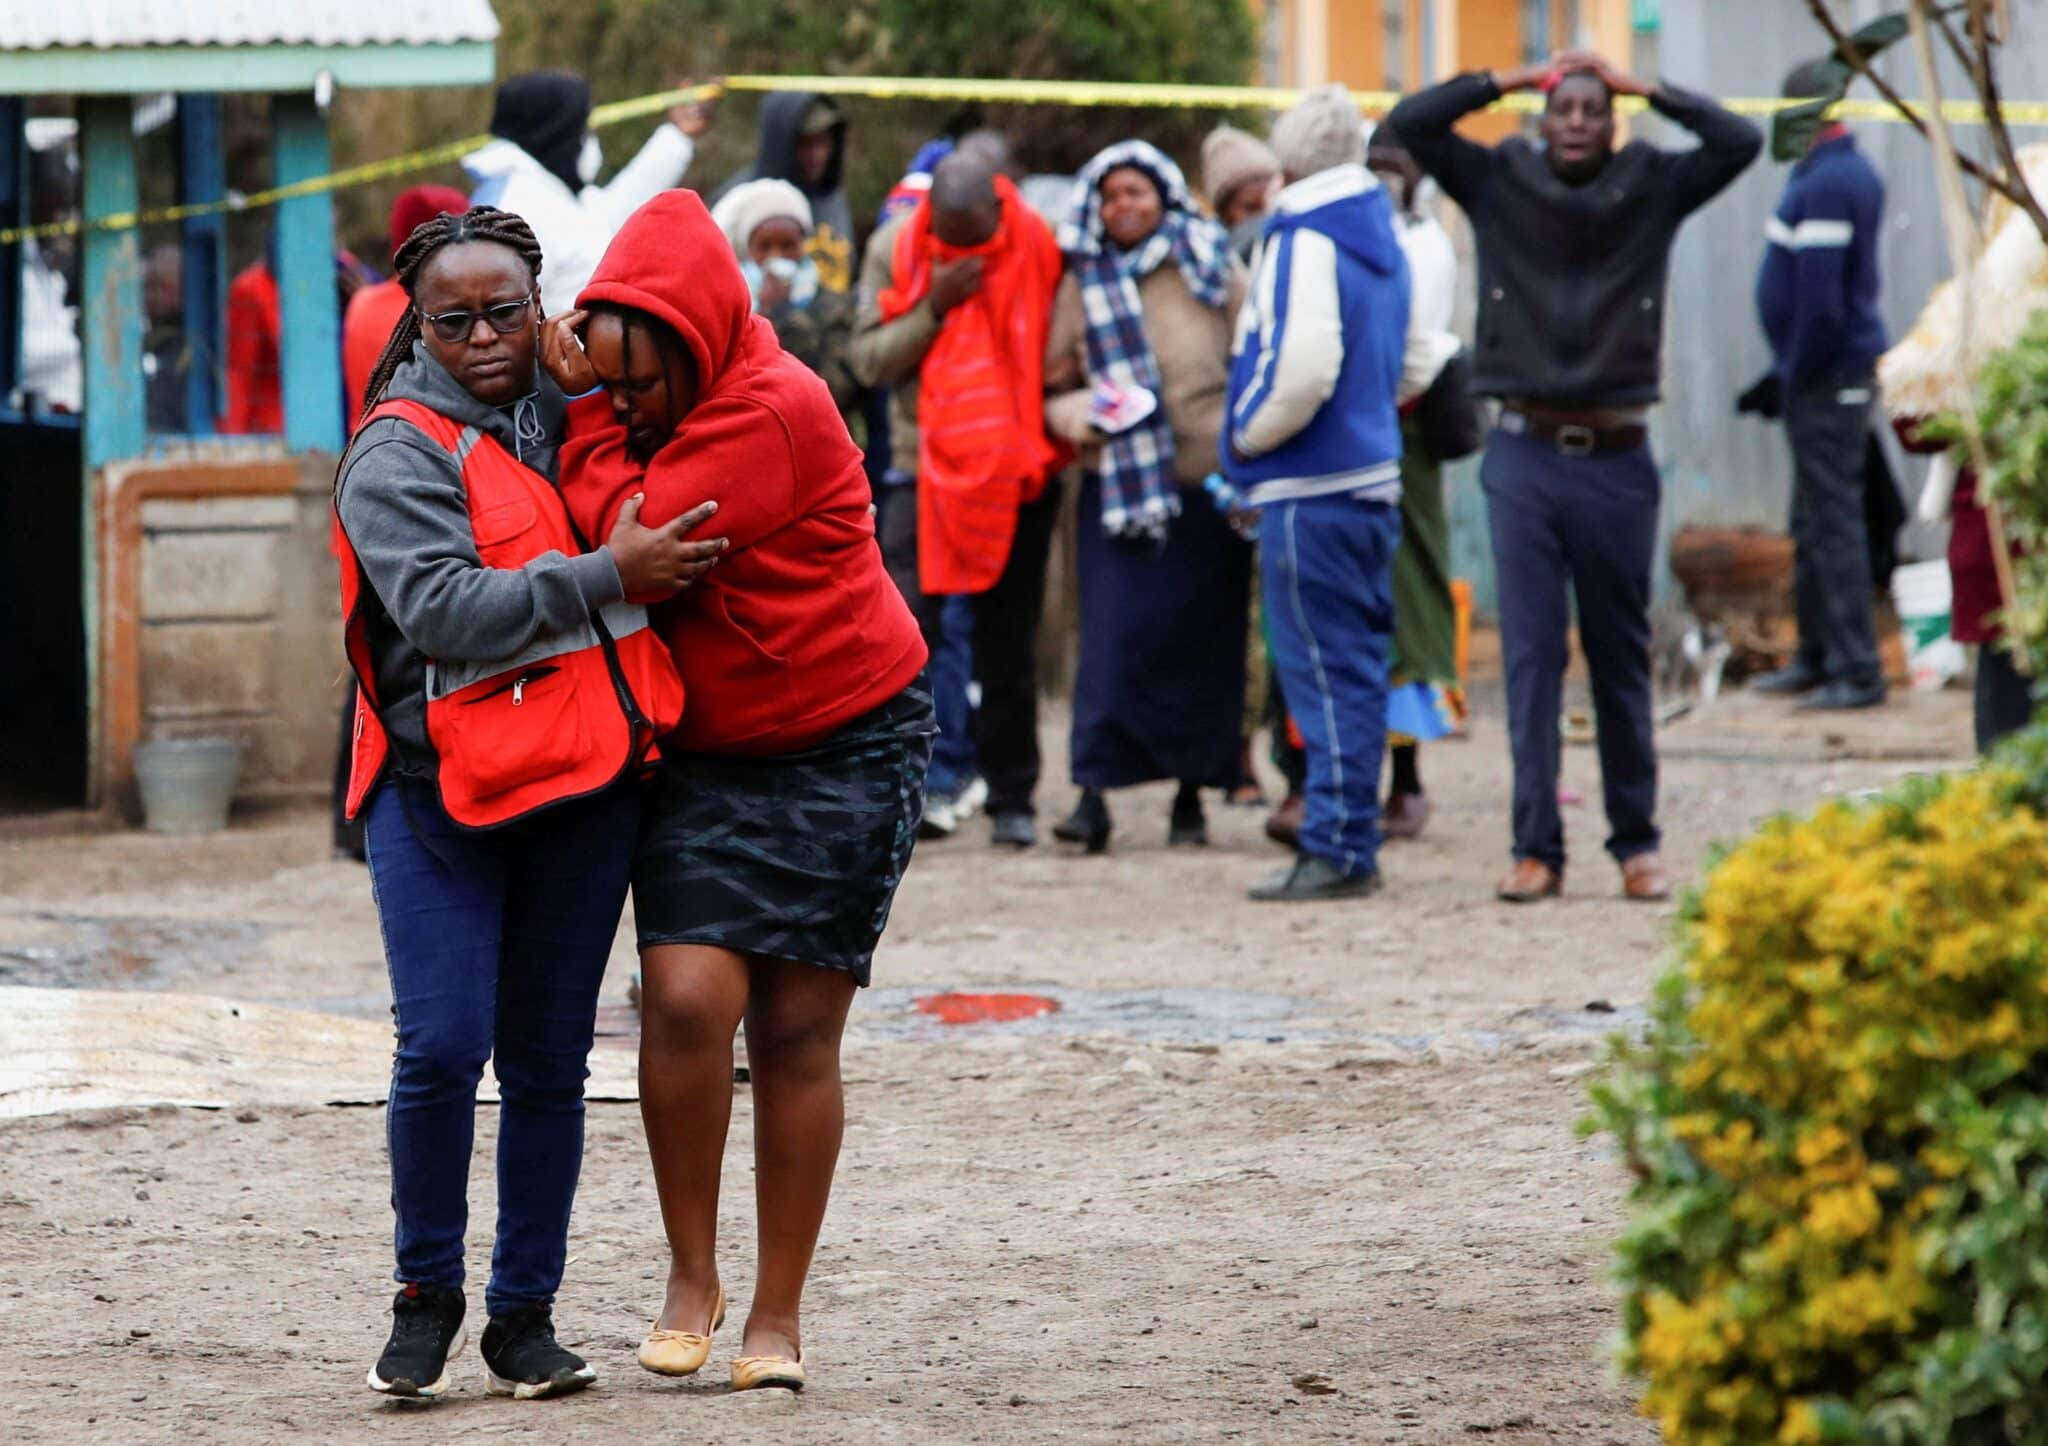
419;295;536;344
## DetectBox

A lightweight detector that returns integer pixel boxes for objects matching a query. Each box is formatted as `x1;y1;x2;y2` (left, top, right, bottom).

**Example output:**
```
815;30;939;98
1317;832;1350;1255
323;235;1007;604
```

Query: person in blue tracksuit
1745;61;1891;712
1223;85;1410;904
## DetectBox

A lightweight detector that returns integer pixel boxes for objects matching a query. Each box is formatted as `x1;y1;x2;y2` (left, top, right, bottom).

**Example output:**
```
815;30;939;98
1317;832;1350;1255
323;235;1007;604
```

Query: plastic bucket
1890;560;1965;691
134;737;241;834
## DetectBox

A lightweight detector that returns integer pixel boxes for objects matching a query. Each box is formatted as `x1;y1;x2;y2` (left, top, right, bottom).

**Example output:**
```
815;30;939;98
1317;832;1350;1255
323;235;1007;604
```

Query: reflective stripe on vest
336;397;684;829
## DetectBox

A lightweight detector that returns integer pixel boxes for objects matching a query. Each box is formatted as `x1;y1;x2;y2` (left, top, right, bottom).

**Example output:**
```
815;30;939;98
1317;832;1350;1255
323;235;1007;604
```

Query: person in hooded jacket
711;91;855;295
1222;86;1410;905
1042;139;1250;854
335;206;720;1404
543;190;931;1395
464;71;717;317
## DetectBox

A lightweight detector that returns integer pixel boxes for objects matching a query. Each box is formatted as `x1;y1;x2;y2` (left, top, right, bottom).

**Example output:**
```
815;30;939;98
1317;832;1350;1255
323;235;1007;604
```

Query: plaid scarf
1059;141;1233;542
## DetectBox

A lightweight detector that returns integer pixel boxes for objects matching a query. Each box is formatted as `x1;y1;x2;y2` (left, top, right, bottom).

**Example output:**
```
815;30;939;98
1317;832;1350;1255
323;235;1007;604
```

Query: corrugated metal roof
0;0;500;50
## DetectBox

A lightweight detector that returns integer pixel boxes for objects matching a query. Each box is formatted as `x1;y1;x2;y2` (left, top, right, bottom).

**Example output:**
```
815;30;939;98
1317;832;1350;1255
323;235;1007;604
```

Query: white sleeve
585;123;696;232
1403;217;1457;338
1396;215;1461;404
1231;229;1345;460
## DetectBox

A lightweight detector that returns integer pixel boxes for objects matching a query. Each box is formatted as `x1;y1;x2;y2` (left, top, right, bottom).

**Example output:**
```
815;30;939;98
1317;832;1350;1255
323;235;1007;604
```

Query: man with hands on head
1387;49;1761;908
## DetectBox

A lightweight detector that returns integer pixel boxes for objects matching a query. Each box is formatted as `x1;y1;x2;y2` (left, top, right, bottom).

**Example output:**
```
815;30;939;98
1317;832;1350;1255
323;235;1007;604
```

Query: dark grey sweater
336;344;623;780
1386;73;1761;407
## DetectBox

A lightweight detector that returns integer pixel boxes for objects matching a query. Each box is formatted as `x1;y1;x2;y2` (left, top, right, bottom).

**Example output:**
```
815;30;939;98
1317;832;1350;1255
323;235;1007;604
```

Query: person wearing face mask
542;190;931;1394
712;92;855;295
1387;52;1760;907
1042;140;1249;854
709;179;862;437
464;70;717;317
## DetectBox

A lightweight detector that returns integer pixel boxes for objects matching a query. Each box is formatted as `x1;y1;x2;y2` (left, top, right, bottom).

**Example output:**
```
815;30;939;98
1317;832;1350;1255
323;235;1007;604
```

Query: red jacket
222;262;282;434
560;190;927;756
343;278;409;424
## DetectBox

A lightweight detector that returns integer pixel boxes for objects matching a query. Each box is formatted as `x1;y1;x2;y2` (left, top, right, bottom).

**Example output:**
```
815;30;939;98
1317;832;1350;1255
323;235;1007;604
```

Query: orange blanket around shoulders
878;176;1067;596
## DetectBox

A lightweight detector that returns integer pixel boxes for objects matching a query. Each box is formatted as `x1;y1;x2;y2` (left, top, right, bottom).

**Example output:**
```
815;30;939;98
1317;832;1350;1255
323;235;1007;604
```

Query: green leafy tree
331;0;1259;264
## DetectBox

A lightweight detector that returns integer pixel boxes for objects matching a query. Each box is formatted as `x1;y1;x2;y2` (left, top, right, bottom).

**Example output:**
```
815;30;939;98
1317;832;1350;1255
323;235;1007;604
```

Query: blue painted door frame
272;92;342;455
174;94;225;435
80;96;143;472
0;98;21;403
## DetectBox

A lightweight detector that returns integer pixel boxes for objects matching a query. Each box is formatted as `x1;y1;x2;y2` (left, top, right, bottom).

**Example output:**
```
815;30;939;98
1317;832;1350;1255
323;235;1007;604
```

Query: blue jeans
1260;493;1401;878
927;596;979;796
364;779;639;1314
1481;428;1661;871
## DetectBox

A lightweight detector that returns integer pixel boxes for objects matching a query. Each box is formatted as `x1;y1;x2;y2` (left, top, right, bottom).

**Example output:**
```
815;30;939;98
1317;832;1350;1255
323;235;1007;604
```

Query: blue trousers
1481;429;1661;872
364;780;639;1314
926;596;979;796
1260;494;1401;878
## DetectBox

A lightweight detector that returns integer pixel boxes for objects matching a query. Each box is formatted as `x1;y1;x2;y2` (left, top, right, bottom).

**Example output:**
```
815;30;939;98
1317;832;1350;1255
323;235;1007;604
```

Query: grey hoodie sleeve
336;419;625;664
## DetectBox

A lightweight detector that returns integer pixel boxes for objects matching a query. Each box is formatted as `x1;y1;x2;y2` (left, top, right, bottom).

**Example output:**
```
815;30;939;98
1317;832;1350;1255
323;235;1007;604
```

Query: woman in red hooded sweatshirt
544;190;930;1394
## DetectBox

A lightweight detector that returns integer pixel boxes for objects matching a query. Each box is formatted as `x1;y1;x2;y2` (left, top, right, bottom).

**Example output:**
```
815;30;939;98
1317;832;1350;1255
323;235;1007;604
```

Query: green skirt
1391;417;1459;691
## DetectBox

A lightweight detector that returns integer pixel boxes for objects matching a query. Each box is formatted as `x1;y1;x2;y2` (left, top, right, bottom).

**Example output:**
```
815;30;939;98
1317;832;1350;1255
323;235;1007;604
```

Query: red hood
577;189;757;389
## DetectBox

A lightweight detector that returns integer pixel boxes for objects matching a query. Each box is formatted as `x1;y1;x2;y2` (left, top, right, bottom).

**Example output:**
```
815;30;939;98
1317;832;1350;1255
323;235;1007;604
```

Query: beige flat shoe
731;1352;806;1392
637;1287;726;1377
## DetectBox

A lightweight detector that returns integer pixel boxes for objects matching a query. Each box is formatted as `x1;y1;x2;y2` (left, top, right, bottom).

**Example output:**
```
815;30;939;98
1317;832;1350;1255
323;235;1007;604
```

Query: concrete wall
125;455;343;803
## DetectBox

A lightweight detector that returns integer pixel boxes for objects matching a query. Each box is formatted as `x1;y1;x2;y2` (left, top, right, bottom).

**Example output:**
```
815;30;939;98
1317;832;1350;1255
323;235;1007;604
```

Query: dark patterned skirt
633;678;936;985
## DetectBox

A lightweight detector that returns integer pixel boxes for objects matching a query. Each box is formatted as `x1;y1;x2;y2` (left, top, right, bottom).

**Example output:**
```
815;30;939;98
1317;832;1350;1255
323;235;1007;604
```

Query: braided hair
355;205;546;426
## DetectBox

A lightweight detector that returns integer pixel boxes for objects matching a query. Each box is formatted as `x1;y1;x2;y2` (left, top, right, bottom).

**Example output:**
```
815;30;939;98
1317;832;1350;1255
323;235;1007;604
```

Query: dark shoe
1496;858;1563;903
1620;852;1672;902
1052;789;1112;853
990;811;1037;850
1168;786;1208;848
1382;791;1431;841
1248;856;1382;903
367;1283;467;1399
480;1304;597;1400
1799;679;1887;712
1751;663;1824;696
1264;793;1304;850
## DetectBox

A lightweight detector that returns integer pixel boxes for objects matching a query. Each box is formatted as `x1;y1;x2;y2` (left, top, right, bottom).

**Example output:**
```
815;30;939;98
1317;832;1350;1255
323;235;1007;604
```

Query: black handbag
1414;349;1486;463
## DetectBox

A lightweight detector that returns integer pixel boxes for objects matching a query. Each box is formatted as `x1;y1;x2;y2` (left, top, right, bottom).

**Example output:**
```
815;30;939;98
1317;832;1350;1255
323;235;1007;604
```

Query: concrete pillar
80;97;143;471
271;93;342;455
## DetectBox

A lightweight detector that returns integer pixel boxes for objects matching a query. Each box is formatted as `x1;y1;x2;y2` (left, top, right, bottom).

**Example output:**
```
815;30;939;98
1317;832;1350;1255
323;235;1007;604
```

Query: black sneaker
1799;679;1888;712
480;1304;597;1400
1751;662;1824;696
367;1283;467;1398
1248;856;1383;903
990;810;1038;849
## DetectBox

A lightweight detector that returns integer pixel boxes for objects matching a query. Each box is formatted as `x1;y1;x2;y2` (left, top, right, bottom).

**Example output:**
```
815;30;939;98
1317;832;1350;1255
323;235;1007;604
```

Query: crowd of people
317;49;2032;1407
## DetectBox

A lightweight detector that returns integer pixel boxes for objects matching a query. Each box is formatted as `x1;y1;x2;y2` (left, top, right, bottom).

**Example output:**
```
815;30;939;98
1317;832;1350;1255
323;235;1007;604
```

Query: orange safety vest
336;398;684;829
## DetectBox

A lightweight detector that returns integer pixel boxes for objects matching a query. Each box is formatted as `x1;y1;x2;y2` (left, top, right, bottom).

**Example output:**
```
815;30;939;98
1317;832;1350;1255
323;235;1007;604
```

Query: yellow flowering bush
1589;744;2048;1443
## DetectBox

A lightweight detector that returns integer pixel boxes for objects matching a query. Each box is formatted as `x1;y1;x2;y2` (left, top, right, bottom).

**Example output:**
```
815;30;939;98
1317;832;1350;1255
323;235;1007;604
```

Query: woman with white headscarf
709;178;864;437
1043;140;1250;854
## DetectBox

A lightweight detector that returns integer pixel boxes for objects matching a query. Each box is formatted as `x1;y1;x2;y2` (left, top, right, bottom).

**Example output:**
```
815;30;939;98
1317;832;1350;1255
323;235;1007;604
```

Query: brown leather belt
1499;408;1647;457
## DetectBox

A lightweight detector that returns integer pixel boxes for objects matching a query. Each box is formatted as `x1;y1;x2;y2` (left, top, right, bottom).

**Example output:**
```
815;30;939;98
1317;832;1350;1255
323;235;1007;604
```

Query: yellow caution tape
4;74;2043;247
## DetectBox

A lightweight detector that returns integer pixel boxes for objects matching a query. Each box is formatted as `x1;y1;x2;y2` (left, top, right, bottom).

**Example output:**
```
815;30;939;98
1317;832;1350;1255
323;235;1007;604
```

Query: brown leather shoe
1620;853;1672;902
1496;858;1563;903
1382;791;1431;841
1264;794;1304;849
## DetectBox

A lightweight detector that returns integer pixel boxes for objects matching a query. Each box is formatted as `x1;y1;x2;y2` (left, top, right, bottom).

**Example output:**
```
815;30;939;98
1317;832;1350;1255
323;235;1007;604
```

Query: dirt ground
0;684;1975;1443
